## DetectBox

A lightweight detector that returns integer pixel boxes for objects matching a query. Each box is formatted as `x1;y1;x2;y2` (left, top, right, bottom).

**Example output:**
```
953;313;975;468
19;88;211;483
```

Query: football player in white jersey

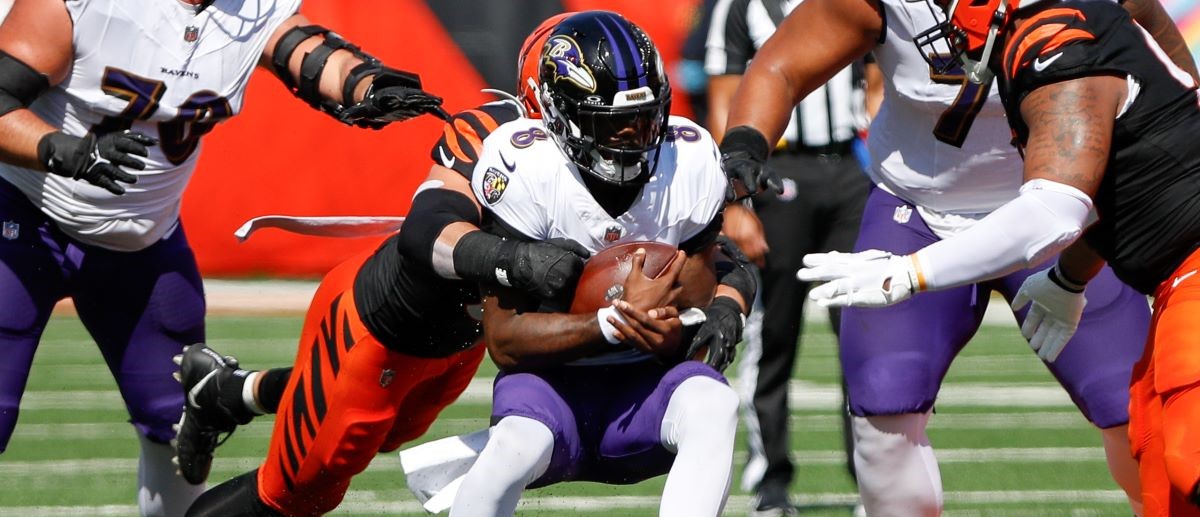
713;0;1195;515
0;1;442;515
439;12;752;517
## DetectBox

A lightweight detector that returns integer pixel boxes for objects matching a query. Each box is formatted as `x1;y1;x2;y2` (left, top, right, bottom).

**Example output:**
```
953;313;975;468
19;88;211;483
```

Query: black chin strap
193;0;215;13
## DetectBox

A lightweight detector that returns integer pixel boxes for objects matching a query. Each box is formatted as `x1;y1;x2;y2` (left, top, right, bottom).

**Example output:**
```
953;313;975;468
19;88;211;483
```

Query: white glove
796;250;920;308
1011;267;1087;363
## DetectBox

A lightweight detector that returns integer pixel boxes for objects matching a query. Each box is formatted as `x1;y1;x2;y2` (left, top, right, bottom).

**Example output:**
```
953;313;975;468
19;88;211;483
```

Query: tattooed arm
1019;75;1125;196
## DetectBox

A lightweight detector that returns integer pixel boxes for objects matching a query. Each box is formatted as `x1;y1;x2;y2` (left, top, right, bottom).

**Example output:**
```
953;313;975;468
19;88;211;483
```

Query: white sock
660;376;739;517
1100;425;1143;516
137;432;203;517
449;416;553;517
852;413;943;517
241;370;266;415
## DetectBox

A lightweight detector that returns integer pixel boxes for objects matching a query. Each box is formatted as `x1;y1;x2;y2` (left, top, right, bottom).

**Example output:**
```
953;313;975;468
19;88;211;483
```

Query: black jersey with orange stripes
430;100;522;179
349;102;520;357
994;0;1200;293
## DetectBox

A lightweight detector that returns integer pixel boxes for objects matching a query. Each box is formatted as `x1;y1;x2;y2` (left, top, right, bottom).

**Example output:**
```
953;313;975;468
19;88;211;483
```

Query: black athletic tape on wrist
1048;266;1087;293
342;62;380;107
714;236;757;307
453;231;519;287
0;51;50;118
709;296;747;327
719;125;770;161
396;188;481;273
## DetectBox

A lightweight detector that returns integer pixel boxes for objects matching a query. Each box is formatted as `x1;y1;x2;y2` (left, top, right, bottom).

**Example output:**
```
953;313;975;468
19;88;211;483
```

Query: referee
706;0;872;515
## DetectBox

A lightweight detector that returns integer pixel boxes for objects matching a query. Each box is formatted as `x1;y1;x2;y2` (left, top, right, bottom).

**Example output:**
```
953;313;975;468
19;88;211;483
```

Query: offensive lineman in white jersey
0;1;442;515
714;0;1195;515
440;12;753;517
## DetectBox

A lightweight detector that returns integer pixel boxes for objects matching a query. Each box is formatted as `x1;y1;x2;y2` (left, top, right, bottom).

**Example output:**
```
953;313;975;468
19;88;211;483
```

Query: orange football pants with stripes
1130;248;1200;517
255;251;485;517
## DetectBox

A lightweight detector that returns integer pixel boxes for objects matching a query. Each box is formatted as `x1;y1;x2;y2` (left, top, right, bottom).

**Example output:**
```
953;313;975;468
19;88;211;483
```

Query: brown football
569;241;717;315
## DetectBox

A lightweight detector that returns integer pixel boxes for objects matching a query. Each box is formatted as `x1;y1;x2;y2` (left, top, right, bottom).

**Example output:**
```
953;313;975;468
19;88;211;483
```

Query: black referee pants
741;150;870;494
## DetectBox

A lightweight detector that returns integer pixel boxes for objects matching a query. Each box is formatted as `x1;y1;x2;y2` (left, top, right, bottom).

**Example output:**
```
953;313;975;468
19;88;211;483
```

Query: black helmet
537;11;672;186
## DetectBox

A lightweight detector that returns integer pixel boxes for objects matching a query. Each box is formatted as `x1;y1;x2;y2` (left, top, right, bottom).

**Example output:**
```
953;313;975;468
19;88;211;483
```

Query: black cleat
172;343;253;485
751;481;799;517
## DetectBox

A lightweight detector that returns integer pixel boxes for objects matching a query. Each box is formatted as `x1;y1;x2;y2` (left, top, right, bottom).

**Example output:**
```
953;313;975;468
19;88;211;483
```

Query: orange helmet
913;0;1045;84
517;13;574;118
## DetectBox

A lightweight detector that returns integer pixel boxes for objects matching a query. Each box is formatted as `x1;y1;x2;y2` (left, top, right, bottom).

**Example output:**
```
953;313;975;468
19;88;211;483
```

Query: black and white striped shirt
705;0;866;149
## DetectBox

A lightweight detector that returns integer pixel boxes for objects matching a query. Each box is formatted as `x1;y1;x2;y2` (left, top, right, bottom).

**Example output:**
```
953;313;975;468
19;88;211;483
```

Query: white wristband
241;370;266;416
596;306;628;345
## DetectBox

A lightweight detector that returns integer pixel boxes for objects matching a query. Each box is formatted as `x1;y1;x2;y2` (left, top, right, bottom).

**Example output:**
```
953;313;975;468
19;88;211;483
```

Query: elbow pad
396;187;481;278
915;179;1094;290
0;51;50;118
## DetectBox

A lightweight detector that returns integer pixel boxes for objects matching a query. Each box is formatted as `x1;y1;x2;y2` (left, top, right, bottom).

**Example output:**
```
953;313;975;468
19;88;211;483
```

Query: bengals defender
179;15;587;517
791;0;1200;515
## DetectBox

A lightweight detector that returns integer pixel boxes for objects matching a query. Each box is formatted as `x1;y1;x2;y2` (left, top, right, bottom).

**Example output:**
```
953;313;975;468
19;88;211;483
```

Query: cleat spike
173;355;183;365
173;372;182;382
173;423;181;432
171;456;179;465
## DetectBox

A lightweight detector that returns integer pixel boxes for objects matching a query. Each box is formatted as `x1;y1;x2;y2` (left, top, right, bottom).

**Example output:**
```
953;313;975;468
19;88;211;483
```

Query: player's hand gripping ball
569;242;684;314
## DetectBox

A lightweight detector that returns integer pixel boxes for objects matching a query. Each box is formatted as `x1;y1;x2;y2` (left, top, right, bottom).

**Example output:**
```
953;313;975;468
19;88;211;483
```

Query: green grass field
0;314;1131;516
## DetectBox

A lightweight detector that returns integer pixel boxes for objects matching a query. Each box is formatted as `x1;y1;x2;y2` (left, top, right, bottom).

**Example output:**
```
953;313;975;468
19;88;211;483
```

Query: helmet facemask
913;0;1010;85
542;84;670;185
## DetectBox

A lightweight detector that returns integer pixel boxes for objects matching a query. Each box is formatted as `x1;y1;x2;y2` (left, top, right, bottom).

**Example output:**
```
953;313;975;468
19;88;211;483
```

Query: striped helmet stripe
596;13;647;90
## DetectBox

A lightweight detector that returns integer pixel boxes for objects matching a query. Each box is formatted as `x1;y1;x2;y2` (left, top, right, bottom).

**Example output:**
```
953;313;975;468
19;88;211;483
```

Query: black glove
685;296;745;372
720;125;782;201
37;130;156;195
505;238;591;300
338;68;446;129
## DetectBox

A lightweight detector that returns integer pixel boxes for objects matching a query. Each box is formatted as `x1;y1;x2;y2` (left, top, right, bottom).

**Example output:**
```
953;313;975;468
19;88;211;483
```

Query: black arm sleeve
395;188;481;278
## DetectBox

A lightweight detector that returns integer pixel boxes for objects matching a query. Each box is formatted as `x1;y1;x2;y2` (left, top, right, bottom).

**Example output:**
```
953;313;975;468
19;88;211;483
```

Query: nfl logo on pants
2;221;17;240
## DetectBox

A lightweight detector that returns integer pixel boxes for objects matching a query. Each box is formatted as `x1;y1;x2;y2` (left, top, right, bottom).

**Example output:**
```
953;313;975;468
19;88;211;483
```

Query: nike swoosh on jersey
438;147;456;169
1173;269;1197;288
500;152;517;173
1033;53;1064;72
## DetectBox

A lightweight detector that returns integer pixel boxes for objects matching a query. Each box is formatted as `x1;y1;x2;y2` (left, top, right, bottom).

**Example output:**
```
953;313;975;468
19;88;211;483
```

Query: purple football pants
490;360;725;487
0;179;204;451
841;188;1149;428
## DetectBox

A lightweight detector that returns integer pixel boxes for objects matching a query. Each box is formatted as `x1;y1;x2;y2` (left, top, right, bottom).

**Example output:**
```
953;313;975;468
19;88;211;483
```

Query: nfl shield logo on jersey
893;205;913;224
604;225;623;242
184;26;199;43
2;221;17;240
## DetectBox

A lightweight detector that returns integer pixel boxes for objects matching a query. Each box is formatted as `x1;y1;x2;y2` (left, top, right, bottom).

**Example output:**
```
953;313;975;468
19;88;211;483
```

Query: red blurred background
185;0;702;277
